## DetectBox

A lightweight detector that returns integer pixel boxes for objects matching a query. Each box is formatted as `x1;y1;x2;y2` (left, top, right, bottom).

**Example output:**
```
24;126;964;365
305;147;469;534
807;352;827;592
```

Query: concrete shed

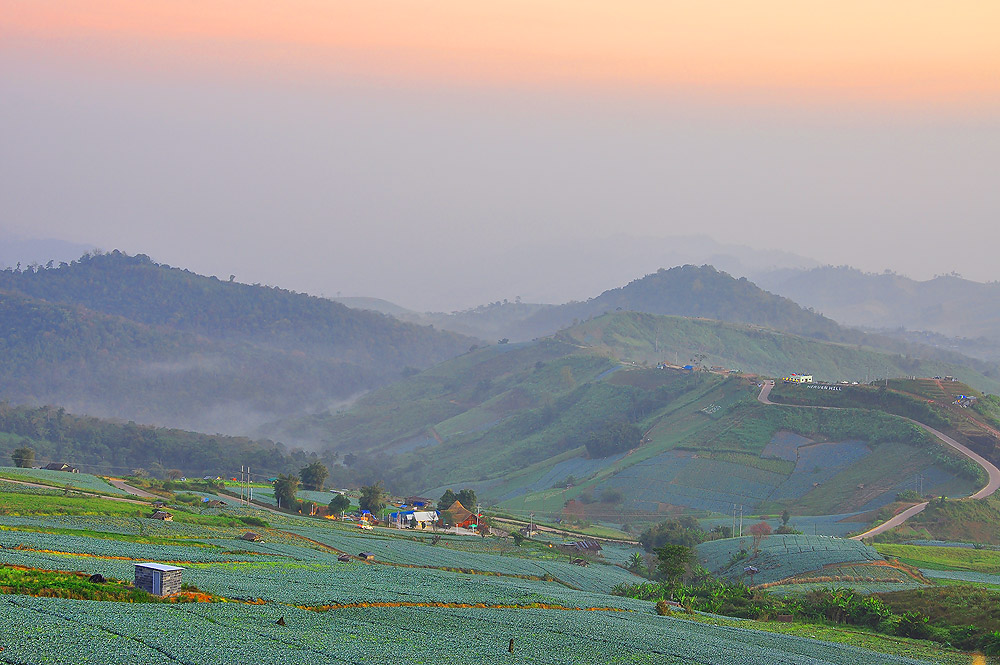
135;563;184;596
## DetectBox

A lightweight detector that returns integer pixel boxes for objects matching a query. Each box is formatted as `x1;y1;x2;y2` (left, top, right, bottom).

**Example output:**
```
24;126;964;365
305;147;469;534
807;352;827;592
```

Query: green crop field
0;482;981;663
0;467;128;495
876;543;1000;573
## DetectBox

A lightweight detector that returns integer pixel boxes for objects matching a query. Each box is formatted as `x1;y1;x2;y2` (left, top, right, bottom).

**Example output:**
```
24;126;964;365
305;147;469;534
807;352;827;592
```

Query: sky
2;1;999;310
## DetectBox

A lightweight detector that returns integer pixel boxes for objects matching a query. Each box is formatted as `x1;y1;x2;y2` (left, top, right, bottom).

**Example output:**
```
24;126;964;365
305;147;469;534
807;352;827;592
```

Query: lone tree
328;493;351;516
655;544;694;583
299;461;329;491
749;521;772;550
273;474;300;509
11;446;35;468
359;481;387;515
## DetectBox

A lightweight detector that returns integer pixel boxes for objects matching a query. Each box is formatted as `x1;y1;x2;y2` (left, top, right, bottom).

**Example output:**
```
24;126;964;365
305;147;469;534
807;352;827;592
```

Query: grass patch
680;612;974;665
0;564;216;602
877;544;1000;573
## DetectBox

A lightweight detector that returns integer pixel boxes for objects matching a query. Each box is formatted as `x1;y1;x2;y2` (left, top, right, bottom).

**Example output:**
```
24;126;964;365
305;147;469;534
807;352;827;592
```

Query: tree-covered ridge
0;289;378;432
0;402;307;478
0;251;478;434
0;250;474;365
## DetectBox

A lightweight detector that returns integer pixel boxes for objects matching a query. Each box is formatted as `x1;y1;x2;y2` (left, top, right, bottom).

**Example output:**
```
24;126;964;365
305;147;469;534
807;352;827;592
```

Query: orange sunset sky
3;1;1000;307
5;1;1000;106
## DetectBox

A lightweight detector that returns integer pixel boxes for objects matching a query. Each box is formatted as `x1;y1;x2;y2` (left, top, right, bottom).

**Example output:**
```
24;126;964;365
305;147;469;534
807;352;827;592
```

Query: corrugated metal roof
135;563;184;572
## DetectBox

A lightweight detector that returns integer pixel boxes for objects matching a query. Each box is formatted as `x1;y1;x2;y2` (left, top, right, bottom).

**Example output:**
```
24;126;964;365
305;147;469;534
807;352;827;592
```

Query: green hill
560;312;1000;394
273;313;986;529
426;265;1000;381
0;251;475;433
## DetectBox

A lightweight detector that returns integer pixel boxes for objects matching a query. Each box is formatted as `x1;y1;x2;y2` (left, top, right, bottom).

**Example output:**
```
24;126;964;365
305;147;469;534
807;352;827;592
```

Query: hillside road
107;478;160;498
757;380;1000;539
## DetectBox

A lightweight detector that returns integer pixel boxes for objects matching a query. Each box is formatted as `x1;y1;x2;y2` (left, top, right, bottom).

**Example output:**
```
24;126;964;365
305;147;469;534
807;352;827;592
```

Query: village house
442;500;477;529
149;510;173;521
387;509;440;530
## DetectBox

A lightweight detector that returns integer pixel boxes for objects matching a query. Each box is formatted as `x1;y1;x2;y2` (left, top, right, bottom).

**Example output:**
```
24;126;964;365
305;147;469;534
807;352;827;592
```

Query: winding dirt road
757;380;1000;540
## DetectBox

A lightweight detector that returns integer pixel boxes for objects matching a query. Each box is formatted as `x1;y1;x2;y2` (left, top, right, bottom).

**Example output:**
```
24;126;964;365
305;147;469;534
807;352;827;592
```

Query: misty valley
1;251;1000;662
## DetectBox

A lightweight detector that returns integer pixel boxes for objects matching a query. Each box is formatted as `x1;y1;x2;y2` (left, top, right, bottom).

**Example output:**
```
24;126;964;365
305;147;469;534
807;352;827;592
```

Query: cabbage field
0;467;128;495
0;487;965;664
697;535;884;585
0;595;946;665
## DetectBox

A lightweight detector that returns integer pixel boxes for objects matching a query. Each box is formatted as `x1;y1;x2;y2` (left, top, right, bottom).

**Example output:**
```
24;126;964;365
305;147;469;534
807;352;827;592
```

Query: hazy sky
2;1;999;310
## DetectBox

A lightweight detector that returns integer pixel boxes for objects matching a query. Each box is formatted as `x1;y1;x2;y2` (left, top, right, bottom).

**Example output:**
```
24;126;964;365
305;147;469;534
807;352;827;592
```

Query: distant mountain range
0;251;475;434
357;265;1000;383
755;266;1000;358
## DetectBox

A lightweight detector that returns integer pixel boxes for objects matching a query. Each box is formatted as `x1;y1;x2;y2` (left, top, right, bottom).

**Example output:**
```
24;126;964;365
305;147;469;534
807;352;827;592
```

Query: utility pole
248;466;252;503
529;512;535;537
739;505;743;537
732;504;736;537
240;465;245;506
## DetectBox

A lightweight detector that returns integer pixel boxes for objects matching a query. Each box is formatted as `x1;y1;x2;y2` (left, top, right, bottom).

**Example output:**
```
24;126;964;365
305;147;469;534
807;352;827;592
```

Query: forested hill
0;251;473;365
0;251;476;434
0;402;307;478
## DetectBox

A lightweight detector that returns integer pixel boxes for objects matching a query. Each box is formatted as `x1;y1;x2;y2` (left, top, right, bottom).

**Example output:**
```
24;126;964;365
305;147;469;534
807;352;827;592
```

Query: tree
748;521;772;550
655;544;693;583
780;509;791;527
359;481;386;515
273;474;300;509
640;518;706;551
584;421;641;458
456;488;477;510
438;489;458;510
11;446;34;468
299;461;329;491
328;493;351;515
167;469;183;480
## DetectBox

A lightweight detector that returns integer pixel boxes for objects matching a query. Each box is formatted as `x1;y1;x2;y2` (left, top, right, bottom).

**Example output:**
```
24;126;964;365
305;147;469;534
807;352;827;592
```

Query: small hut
358;552;375;561
134;563;183;596
43;462;78;473
240;532;261;542
149;510;173;521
